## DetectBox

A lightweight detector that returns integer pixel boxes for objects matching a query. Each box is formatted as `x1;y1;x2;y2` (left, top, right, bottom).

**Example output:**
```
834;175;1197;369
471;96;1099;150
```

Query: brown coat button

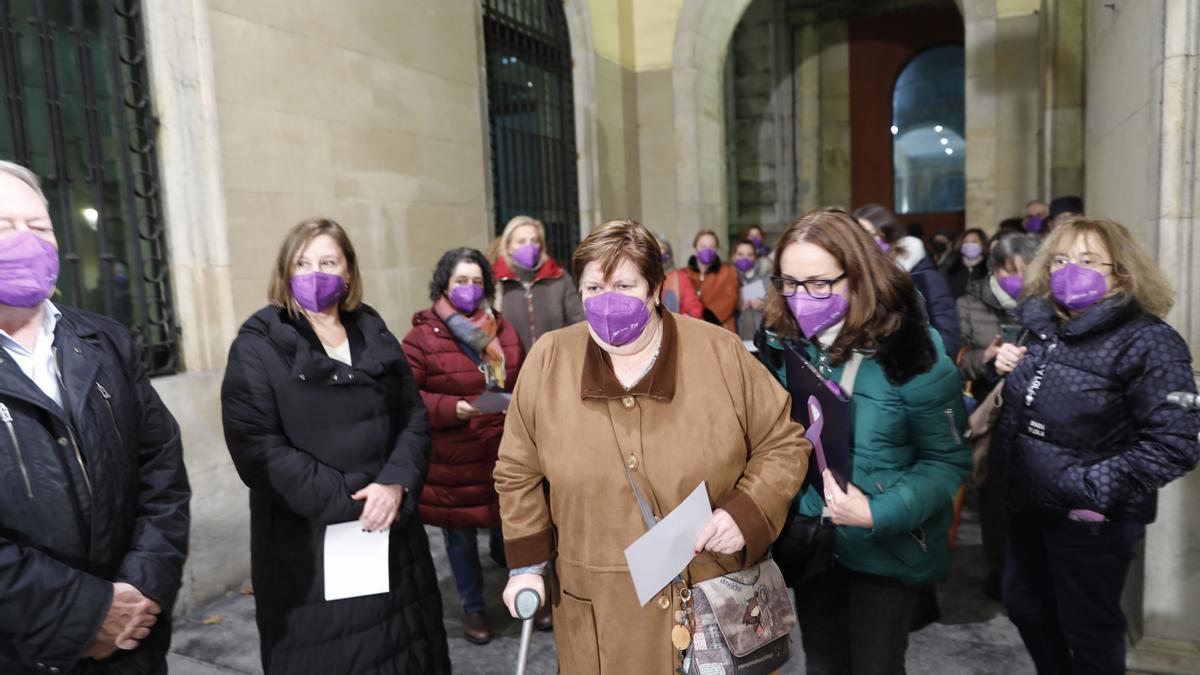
621;395;635;409
627;454;639;470
657;595;671;610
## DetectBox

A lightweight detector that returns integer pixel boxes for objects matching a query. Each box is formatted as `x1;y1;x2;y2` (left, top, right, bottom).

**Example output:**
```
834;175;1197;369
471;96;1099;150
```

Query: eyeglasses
1050;255;1112;272
770;273;845;299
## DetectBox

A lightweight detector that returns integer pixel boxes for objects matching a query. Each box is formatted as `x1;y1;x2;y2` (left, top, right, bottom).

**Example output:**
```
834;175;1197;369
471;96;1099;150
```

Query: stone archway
671;0;756;248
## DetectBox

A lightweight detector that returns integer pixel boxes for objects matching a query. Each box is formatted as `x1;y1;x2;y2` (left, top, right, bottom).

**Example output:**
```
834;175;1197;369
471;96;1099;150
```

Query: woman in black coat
852;204;962;360
221;218;451;675
991;217;1199;674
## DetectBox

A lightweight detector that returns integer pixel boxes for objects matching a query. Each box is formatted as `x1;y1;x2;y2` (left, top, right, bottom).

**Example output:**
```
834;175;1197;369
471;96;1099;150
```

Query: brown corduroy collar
580;309;678;401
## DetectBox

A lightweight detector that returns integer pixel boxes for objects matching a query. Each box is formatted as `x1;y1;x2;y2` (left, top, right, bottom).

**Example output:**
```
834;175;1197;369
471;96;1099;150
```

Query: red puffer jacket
401;308;525;529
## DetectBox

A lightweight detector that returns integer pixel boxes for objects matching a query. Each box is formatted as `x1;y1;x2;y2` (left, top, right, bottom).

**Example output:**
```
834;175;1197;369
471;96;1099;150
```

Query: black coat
990;296;1200;522
938;251;989;299
0;305;190;675
221;305;450;675
910;255;963;359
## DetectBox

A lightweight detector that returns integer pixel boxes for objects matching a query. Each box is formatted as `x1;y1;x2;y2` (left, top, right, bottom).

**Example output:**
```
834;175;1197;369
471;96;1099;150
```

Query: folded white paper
323;521;390;601
740;279;766;302
473;391;512;414
743;340;759;353
624;481;713;607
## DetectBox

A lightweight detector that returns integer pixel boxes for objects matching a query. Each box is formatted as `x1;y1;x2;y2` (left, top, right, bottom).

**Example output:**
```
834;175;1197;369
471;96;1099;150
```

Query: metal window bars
482;0;580;267
0;0;178;375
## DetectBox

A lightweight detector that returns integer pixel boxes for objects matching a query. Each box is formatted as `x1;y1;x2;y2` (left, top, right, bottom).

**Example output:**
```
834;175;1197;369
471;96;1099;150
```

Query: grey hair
0;160;48;207
988;232;1040;272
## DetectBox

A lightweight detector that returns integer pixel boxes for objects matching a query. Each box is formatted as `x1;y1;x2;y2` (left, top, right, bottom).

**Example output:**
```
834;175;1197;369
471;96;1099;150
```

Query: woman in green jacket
755;208;970;674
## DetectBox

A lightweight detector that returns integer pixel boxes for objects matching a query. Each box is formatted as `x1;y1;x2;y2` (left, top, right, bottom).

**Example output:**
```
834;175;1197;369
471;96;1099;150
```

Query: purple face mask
875;239;891;253
749;235;764;248
1050;263;1107;311
997;274;1023;299
291;272;346;312
584;291;651;347
1025;216;1044;233
449;284;485;314
512;243;542;269
696;247;717;266
787;291;850;340
0;231;60;308
733;257;755;273
961;242;984;260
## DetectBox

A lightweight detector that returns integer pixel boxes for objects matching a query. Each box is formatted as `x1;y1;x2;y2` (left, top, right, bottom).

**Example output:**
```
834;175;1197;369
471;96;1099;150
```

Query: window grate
0;0;178;375
482;0;579;266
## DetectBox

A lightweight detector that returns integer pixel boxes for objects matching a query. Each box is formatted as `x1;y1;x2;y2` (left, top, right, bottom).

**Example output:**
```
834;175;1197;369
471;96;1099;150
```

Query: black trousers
795;564;920;675
1003;516;1145;675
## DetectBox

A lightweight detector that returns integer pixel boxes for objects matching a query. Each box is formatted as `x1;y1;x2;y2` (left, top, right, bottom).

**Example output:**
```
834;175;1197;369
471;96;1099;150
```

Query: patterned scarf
434;296;507;390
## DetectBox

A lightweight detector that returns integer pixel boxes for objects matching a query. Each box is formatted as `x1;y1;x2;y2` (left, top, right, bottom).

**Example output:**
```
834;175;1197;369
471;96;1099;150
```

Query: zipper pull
0;403;11;423
96;383;111;400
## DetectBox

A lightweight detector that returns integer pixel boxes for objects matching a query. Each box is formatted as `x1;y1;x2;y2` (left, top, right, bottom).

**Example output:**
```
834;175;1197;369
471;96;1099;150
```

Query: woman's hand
994;343;1028;375
749;298;764;311
983;334;1003;363
352;483;405;531
823;470;873;528
693;508;745;555
456;400;482;421
502;574;546;619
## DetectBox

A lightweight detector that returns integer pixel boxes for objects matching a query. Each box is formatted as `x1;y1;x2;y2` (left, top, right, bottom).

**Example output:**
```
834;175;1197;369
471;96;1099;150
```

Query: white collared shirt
0;300;64;407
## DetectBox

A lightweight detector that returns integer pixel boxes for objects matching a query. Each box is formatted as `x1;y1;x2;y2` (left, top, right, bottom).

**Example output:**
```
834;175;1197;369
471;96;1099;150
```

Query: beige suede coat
495;311;809;673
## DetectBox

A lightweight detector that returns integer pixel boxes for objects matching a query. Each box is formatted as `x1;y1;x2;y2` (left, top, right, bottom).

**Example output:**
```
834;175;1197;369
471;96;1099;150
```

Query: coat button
299;374;307;381
49;668;60;674
58;437;68;446
433;328;440;333
627;454;639;471
621;395;635;409
73;347;81;354
347;374;355;380
332;374;339;381
657;595;671;610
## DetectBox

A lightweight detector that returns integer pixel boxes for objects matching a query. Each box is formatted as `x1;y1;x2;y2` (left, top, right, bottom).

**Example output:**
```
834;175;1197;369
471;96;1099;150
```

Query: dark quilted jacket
989;296;1200;522
221;305;450;675
0;305;190;675
401;308;524;529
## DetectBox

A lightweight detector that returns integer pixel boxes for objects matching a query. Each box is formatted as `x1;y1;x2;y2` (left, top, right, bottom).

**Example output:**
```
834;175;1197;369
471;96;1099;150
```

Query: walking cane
514;587;542;675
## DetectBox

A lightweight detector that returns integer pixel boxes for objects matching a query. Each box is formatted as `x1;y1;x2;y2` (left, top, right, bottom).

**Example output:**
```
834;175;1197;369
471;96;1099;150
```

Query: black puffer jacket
0;305;190;675
221;305;450;675
990;296;1200;522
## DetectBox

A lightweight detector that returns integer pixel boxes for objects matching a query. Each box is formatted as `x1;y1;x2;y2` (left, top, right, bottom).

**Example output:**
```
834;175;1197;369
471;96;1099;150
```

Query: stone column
1128;1;1200;671
1039;0;1086;200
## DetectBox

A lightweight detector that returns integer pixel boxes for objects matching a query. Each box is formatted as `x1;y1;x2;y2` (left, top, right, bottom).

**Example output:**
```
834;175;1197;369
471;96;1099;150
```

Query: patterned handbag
683;560;795;674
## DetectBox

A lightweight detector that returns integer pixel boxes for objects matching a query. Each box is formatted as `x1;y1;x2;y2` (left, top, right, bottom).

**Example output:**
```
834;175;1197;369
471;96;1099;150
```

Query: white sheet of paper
323;521;390;601
473;391;512;414
743;340;759;353
740;279;766;302
623;481;713;607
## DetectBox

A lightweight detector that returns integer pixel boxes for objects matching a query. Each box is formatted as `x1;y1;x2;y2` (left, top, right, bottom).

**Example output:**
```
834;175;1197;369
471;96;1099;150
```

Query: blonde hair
267;218;363;315
499;215;547;266
1025;217;1174;318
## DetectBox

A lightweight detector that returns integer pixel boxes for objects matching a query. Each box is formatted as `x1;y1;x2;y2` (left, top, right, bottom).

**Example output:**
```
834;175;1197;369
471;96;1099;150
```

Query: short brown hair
693;229;719;248
763;208;916;364
572;218;665;294
1025;216;1174;318
268;217;363;315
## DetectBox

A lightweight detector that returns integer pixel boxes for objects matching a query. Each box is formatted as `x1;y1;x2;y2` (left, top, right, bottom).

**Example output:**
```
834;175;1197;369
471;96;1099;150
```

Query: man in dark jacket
0;161;191;674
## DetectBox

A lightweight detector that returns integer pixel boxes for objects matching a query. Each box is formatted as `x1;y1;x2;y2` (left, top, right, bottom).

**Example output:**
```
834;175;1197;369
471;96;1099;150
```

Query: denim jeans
442;527;505;613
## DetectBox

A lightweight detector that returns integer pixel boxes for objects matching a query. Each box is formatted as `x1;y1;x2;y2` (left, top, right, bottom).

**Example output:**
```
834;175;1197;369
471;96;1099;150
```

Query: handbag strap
624;462;659;531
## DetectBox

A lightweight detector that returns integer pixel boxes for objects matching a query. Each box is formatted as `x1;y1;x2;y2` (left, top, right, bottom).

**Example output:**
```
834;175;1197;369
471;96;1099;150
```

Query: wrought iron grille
482;0;579;266
0;0;178;375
